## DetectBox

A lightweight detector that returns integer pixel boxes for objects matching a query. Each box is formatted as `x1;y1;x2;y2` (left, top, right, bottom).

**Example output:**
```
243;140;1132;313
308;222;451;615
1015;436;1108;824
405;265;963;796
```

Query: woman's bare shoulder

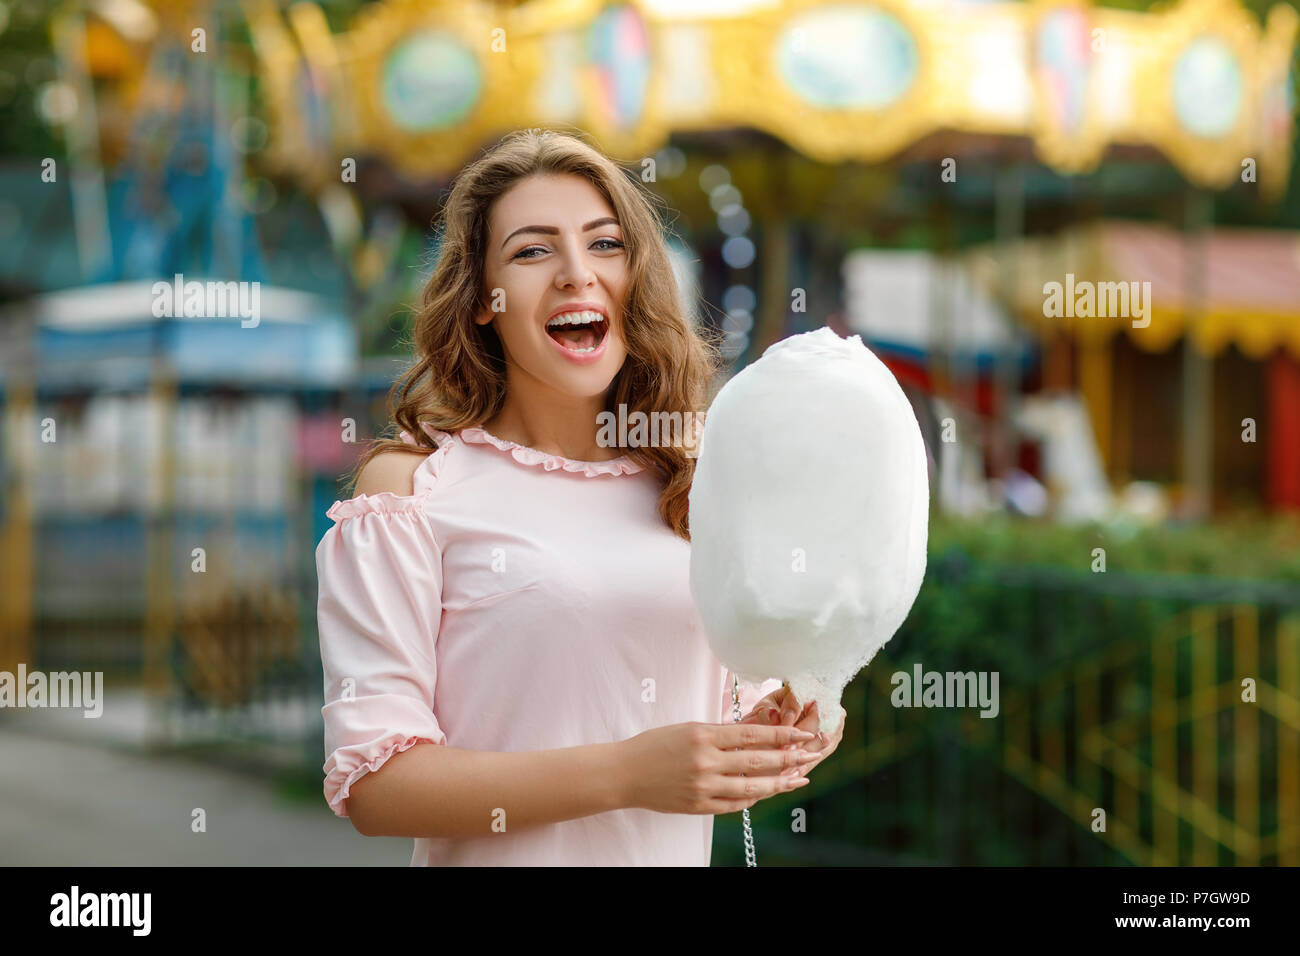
354;449;431;498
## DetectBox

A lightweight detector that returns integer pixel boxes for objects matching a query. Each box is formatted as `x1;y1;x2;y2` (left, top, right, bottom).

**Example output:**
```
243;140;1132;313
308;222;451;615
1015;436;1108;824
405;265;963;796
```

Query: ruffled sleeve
315;492;446;818
722;671;786;723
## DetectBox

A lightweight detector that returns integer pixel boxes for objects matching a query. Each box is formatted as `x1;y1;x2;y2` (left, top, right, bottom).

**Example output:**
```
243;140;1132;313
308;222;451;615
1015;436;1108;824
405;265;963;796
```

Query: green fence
718;553;1300;866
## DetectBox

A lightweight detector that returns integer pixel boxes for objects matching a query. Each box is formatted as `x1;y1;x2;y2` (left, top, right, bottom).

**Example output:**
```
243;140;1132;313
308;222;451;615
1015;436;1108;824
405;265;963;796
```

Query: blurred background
0;0;1298;866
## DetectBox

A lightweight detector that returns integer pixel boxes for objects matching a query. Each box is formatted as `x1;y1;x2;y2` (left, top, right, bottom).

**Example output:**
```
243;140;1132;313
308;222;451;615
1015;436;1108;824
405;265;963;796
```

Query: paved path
0;726;413;866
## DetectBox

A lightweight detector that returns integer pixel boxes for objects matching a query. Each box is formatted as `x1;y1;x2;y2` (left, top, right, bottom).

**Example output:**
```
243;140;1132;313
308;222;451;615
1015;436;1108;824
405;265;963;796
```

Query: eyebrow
501;217;620;251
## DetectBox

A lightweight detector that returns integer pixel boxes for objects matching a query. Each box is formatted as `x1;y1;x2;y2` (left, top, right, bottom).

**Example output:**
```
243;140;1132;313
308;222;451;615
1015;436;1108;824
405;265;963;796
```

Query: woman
315;129;844;866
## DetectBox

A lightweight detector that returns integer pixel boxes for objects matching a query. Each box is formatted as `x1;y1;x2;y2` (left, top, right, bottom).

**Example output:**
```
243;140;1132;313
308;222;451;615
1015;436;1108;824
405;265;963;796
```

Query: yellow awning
967;221;1300;360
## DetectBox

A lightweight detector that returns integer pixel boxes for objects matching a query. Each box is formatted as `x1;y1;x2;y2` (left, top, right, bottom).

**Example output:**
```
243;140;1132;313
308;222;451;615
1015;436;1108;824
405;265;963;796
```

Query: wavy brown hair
347;128;721;540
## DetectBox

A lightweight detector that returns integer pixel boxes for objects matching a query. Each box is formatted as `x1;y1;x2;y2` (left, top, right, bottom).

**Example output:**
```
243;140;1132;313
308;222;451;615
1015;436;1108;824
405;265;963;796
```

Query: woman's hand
739;685;845;778
619;721;820;815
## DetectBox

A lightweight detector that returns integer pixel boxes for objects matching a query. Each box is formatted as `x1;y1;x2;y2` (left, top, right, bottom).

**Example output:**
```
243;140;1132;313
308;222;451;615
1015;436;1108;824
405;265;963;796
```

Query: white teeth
546;310;605;329
568;345;596;353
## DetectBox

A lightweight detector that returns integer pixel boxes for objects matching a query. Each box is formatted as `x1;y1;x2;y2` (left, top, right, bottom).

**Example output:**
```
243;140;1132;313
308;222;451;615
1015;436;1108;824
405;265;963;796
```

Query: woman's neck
482;396;622;462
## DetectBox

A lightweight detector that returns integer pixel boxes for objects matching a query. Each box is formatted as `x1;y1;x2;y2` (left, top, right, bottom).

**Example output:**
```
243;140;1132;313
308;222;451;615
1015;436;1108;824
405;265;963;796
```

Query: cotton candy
689;327;930;735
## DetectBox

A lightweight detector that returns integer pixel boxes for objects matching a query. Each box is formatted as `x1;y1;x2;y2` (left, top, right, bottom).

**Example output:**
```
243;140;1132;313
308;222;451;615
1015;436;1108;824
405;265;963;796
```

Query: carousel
236;0;1298;195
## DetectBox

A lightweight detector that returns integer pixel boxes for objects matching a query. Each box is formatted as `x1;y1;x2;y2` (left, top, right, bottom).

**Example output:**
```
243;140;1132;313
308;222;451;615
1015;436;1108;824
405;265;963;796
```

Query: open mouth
545;310;609;354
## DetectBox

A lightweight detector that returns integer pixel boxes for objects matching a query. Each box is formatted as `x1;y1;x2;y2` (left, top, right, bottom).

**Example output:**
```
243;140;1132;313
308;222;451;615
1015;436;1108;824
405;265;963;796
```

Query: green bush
926;513;1300;582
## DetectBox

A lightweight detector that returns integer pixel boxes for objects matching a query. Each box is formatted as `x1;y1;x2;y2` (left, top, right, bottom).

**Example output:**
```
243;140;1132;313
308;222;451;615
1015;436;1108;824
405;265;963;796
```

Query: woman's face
476;173;629;400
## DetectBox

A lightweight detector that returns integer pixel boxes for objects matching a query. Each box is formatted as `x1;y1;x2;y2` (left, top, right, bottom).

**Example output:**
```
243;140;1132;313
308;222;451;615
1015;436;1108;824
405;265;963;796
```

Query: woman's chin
550;369;623;400
544;341;626;392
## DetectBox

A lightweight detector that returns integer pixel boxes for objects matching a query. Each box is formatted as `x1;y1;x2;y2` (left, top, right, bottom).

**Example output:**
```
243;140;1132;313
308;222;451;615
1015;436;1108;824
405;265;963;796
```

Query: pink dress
315;422;783;865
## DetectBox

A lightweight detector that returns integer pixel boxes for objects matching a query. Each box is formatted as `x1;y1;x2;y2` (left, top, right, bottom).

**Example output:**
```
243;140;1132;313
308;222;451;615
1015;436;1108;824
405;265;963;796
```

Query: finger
797;703;839;747
712;771;810;803
745;688;786;720
780;690;802;726
738;697;774;723
784;722;830;775
784;735;825;760
779;703;818;751
759;687;788;709
782;748;828;775
790;701;821;740
720;745;820;777
715;722;817;750
781;728;829;769
713;787;798;814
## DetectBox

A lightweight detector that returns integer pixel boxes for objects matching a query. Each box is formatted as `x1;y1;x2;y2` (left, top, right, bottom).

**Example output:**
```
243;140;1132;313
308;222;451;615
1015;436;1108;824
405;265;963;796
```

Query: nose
553;236;597;290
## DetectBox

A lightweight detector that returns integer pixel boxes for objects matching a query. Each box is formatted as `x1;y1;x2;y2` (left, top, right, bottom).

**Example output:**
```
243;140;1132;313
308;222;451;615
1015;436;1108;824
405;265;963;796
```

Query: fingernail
793;729;816;739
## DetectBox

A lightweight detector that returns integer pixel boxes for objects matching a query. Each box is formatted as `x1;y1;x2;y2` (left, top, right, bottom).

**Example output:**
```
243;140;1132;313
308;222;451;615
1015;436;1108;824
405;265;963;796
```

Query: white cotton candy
689;327;930;735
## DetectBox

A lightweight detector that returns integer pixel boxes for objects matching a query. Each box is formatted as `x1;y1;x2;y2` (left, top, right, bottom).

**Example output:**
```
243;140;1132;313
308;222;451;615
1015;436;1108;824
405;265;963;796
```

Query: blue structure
0;280;353;392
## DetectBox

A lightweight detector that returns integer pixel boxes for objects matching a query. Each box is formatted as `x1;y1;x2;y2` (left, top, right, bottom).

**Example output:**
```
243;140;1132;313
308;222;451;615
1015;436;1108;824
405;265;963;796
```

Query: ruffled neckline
404;422;644;477
457;425;644;477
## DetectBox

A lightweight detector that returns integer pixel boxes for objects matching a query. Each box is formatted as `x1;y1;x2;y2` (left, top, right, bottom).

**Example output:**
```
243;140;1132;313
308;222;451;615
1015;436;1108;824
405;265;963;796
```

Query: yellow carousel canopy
243;0;1298;195
965;220;1300;359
